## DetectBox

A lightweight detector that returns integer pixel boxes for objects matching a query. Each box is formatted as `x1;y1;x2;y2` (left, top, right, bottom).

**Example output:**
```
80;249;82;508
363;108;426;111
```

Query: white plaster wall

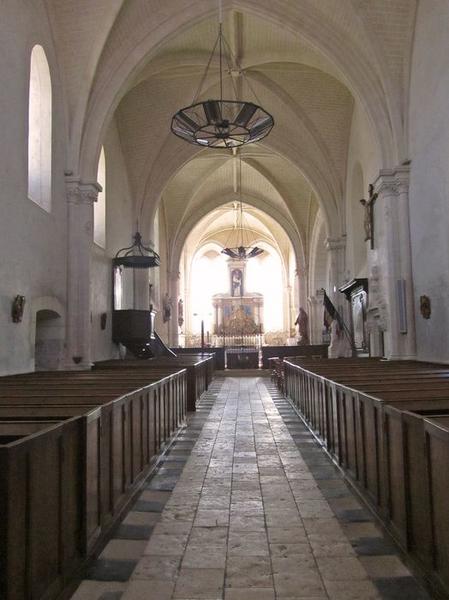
409;0;449;363
0;1;68;375
90;118;134;361
344;100;381;279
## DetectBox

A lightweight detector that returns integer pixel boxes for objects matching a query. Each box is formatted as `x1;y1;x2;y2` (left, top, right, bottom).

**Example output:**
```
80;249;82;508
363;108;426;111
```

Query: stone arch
309;212;328;297
30;296;65;370
169;194;305;288
136;128;339;243
307;212;328;343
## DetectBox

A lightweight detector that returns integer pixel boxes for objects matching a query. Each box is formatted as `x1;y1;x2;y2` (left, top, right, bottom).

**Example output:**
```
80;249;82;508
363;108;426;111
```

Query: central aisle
75;377;431;600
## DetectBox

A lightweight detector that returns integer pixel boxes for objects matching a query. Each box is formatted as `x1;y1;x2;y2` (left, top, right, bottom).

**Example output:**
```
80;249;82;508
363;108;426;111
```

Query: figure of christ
360;183;378;249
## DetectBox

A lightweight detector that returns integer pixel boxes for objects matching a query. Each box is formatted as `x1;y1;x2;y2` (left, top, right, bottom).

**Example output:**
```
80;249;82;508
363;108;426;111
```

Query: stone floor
71;376;433;600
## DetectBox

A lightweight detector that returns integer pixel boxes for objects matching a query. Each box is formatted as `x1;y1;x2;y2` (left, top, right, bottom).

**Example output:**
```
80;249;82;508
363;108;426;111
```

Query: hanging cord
239;155;244;247
191;33;220;105
219;23;223;105
222;35;265;107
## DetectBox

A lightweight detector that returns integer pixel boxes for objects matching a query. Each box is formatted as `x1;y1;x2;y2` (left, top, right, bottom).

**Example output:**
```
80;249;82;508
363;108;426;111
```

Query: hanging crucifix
360;184;378;250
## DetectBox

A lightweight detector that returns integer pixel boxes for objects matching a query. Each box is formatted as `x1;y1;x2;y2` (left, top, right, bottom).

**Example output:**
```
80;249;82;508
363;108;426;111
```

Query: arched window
94;147;106;247
28;45;52;211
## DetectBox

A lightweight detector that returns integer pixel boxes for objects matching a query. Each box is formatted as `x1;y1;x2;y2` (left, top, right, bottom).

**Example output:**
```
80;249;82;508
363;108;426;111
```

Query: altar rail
0;367;187;600
283;357;449;598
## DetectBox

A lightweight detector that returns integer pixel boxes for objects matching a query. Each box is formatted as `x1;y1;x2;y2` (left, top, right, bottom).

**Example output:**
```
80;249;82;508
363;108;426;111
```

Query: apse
179;202;297;347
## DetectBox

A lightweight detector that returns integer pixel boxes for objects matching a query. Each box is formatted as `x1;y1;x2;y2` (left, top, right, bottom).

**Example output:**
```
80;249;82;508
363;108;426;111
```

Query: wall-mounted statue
163;293;172;322
295;307;309;345
420;295;431;319
12;295;25;323
178;298;184;327
360;184;378;249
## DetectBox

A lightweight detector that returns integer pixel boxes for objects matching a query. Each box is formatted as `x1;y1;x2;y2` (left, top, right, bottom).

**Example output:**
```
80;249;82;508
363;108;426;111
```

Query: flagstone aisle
72;377;431;600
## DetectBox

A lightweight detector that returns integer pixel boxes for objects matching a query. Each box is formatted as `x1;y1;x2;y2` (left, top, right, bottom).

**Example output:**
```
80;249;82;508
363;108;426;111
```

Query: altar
212;258;263;343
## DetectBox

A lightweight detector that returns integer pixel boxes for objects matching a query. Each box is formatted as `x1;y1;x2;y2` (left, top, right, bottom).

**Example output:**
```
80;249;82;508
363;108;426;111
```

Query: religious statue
328;317;352;358
360;184;378;249
162;293;172;323
178;298;184;327
11;295;25;323
231;269;243;297
295;307;309;345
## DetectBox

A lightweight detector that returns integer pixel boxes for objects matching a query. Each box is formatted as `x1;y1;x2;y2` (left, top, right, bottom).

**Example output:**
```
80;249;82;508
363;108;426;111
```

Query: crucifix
360;183;378;250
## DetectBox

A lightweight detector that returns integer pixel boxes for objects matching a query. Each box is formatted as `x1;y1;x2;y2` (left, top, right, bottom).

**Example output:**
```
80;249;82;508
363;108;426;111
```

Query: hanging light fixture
171;1;274;149
222;155;264;260
113;232;160;268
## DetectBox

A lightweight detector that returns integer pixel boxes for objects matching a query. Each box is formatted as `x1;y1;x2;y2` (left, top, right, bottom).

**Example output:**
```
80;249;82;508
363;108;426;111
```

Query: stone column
370;166;416;359
297;266;308;313
167;271;180;347
308;291;325;344
325;236;346;315
65;178;101;369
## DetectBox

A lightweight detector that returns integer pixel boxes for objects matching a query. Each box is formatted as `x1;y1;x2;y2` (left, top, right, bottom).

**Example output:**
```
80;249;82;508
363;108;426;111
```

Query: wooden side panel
384;408;407;546
425;422;449;589
85;416;101;550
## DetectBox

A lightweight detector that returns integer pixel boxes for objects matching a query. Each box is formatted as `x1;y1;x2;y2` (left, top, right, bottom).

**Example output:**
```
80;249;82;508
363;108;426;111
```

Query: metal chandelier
171;2;274;149
222;155;264;260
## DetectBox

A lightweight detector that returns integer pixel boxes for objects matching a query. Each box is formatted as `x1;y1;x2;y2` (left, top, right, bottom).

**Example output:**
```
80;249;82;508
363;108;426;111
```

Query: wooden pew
0;415;86;600
94;354;214;411
283;357;449;599
172;347;225;371
0;367;188;600
261;344;328;369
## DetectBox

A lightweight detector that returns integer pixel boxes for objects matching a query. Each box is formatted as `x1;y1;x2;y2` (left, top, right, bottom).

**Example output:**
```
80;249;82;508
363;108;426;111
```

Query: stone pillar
325;237;346;315
65;178;101;369
308;291;325;344
167;271;180;347
370;166;416;359
297;266;308;313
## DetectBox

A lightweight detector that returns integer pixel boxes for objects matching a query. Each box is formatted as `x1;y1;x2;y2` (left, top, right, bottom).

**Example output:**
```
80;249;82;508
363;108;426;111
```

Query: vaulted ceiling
44;0;418;266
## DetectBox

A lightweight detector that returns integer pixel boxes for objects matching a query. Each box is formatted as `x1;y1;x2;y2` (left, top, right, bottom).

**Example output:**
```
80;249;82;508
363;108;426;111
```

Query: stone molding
325;236;346;252
66;178;102;205
373;165;410;197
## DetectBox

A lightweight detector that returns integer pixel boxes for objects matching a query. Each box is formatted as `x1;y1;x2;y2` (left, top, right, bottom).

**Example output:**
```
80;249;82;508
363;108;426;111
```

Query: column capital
66;177;102;205
373;164;410;197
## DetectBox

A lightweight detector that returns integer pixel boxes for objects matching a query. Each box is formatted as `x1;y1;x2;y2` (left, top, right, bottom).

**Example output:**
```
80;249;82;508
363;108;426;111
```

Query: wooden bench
261;344;328;369
95;354;214;411
0;367;187;600
283;357;449;599
172;347;225;371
